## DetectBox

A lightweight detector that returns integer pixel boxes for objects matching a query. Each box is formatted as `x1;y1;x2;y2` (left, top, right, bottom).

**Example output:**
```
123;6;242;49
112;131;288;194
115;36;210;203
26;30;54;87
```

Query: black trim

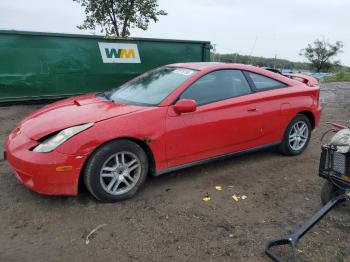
155;142;280;176
242;71;257;92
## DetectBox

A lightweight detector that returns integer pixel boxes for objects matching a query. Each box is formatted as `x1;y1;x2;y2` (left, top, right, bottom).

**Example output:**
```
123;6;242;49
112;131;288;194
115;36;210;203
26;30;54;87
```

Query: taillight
315;86;320;107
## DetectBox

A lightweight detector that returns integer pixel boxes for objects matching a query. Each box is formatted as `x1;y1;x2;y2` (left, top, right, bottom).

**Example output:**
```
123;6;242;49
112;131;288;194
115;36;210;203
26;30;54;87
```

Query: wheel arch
78;137;156;193
297;110;315;129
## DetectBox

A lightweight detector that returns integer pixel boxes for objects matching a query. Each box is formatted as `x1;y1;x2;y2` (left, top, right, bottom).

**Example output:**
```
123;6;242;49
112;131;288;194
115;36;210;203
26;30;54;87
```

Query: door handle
247;107;257;112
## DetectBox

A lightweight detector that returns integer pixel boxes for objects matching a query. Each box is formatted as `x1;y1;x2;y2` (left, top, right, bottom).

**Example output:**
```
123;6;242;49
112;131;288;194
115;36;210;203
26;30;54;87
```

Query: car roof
168;62;266;72
167;62;305;87
168;62;225;71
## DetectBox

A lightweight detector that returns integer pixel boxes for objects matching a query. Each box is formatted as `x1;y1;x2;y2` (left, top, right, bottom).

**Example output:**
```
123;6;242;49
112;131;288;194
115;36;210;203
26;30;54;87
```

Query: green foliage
212;52;349;73
212;53;312;71
73;0;167;37
321;71;350;82
300;39;343;72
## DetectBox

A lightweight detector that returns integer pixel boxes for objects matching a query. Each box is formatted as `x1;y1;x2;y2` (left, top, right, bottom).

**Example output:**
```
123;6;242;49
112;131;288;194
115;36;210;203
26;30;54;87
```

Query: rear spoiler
283;73;318;87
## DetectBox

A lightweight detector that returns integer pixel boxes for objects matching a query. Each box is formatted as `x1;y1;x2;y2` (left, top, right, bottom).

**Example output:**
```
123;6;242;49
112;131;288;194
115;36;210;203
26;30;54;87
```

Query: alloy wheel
99;151;141;195
288;121;309;151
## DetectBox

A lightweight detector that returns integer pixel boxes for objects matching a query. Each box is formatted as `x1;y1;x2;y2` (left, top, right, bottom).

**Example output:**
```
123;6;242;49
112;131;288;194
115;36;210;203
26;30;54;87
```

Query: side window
180;70;251;106
248;72;287;91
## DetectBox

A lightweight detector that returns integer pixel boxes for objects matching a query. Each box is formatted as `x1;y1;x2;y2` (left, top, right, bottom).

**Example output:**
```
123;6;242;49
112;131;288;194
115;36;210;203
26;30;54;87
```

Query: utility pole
273;54;277;69
212;44;217;62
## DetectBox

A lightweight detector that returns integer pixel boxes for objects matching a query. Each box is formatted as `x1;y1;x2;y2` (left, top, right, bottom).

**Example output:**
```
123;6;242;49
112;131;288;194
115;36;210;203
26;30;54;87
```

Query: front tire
279;114;311;156
84;140;148;202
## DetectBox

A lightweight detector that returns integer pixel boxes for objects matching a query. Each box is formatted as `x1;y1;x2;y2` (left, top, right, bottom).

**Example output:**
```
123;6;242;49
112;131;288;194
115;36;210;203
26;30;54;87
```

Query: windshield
107;66;198;106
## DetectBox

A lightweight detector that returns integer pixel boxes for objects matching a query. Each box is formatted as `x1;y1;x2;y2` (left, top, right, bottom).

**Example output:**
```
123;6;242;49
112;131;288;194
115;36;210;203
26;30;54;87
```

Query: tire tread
279;114;311;156
83;139;148;202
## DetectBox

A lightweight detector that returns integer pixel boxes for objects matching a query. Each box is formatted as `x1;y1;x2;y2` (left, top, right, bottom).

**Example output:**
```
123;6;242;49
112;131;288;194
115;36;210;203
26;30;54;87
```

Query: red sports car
5;63;322;202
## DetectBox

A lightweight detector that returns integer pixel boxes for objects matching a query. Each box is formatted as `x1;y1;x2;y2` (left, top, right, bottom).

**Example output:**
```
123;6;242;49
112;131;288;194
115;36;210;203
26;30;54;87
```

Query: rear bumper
5;130;86;196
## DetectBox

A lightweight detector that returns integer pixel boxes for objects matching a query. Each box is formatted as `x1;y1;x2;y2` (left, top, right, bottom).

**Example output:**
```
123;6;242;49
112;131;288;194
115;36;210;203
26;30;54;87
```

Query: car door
165;69;263;168
244;71;291;143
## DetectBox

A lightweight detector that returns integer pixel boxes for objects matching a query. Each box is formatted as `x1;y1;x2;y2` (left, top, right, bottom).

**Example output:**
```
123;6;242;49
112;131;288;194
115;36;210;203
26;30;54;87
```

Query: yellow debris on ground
232;194;247;202
215;186;222;191
232;195;240;201
203;196;211;202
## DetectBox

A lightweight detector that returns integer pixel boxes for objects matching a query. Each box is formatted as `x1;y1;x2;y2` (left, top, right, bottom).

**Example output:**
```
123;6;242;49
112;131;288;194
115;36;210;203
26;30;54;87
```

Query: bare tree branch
108;0;120;36
121;0;135;37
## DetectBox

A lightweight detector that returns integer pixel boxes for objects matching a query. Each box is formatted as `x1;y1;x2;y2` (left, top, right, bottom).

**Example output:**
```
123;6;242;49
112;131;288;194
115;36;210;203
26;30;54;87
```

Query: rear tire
279;114;311;156
84;140;148;202
320;180;345;205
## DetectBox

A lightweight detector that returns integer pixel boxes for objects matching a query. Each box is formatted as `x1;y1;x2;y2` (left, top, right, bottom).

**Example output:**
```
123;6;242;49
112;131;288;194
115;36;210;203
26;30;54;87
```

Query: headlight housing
33;122;94;153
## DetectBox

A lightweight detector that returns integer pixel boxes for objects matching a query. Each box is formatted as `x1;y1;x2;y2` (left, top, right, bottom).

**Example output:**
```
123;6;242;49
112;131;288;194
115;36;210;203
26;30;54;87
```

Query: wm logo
105;48;136;59
98;42;141;63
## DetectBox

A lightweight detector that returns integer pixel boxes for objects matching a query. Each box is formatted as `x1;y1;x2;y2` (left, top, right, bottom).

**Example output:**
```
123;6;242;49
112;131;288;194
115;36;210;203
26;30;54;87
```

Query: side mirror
173;99;197;114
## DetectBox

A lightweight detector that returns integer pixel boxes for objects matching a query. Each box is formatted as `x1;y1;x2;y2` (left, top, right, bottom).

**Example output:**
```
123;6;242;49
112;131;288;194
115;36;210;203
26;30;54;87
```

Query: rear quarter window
248;72;287;91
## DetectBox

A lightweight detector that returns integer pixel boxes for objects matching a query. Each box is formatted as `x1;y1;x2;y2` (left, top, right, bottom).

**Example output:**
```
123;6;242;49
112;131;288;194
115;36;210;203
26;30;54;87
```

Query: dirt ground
1;82;350;262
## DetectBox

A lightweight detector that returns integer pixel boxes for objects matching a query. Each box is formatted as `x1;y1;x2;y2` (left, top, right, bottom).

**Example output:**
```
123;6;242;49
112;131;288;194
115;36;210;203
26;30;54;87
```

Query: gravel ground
1;82;350;262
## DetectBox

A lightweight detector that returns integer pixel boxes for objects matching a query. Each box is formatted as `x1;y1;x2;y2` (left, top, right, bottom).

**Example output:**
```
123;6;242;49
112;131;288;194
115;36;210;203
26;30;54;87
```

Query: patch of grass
321;71;350;82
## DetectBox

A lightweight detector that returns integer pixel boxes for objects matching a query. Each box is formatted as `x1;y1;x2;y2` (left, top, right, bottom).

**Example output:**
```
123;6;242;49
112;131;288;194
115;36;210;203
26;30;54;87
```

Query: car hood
20;94;146;140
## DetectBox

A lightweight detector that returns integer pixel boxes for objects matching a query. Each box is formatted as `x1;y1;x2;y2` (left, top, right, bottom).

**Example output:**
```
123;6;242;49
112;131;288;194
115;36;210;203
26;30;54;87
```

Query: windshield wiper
97;92;111;101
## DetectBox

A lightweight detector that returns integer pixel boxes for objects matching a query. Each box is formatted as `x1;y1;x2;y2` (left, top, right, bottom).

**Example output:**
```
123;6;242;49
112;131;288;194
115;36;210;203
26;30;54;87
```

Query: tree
300;39;343;72
73;0;167;37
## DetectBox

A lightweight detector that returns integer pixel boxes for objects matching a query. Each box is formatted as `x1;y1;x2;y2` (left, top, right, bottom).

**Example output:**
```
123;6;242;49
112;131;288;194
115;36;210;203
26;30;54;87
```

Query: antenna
248;37;258;65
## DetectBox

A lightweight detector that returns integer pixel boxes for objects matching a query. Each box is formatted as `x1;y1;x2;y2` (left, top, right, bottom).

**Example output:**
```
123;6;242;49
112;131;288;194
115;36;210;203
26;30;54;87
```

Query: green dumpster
0;30;211;103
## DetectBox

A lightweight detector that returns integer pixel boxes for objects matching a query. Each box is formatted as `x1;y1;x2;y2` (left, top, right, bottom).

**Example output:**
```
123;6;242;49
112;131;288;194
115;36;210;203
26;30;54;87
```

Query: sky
0;0;349;65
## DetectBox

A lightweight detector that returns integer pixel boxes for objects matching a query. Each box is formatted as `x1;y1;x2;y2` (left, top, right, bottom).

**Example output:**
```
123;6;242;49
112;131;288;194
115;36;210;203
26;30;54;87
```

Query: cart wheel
320;180;345;205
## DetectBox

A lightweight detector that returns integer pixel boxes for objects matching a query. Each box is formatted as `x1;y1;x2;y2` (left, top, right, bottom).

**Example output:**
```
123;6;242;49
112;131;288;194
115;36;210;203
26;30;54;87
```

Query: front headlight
33;122;94;153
